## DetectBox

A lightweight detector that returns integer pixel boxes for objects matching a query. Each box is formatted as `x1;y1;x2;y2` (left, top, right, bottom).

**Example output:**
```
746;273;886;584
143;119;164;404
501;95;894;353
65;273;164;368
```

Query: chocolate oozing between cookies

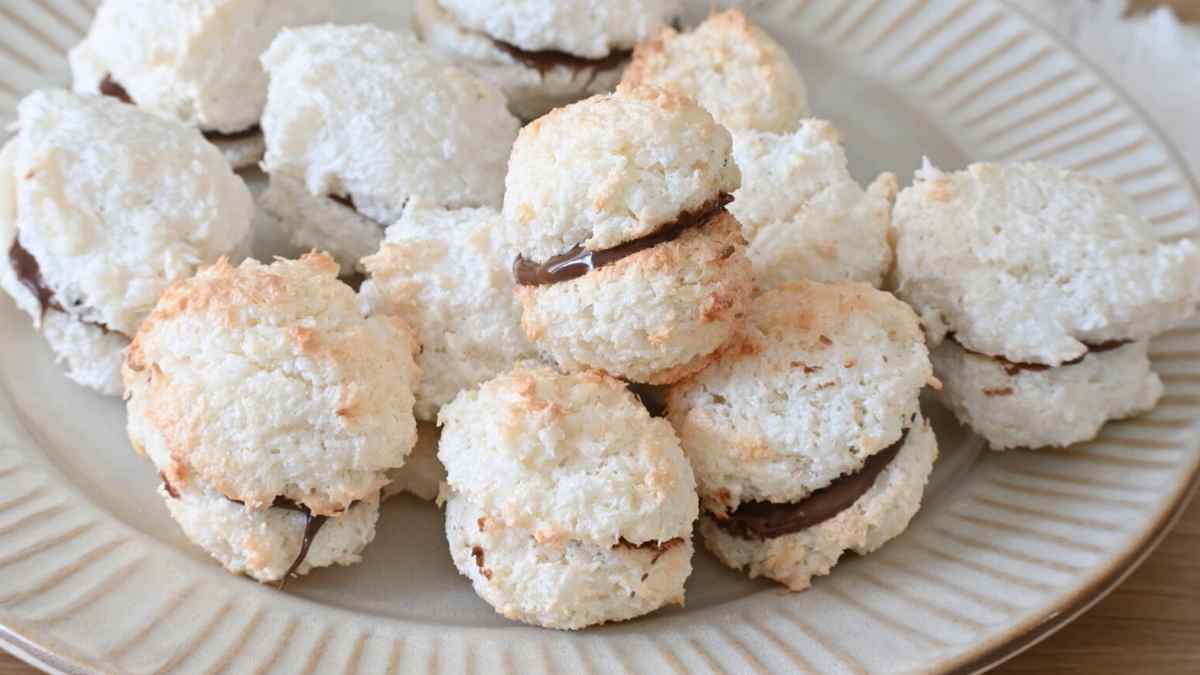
949;335;1132;375
714;430;910;541
9;238;119;335
220;493;355;588
99;74;261;141
514;193;733;286
492;39;631;78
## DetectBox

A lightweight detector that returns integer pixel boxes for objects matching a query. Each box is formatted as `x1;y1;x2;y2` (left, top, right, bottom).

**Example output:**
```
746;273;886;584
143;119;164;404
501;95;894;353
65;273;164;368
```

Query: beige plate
1;1;1199;673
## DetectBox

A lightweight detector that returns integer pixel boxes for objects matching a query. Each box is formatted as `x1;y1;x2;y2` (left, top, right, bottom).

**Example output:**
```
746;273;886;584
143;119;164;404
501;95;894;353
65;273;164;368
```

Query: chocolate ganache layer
9;238;119;335
514;193;733;286
491;39;631;77
713;429;910;541
164;476;350;589
949;335;1132;375
99;74;261;141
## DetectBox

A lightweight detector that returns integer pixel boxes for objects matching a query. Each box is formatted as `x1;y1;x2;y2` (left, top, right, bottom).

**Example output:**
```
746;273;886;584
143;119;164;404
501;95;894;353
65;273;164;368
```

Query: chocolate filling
617;537;684;563
514;193;733;287
226;495;348;588
99;74;132;104
713;429;911;541
950;335;1132;375
9;239;118;335
99;74;260;141
491;39;631;78
201;125;262;143
9;239;59;318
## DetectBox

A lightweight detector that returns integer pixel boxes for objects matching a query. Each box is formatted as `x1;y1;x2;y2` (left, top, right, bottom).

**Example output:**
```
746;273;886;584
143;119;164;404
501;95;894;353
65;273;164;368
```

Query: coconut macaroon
667;282;939;590
70;0;334;168
259;24;520;272
414;0;681;120
0;90;253;396
123;253;420;583
439;365;698;629
931;339;1163;451
504;86;753;384
360;204;541;421
621;8;809;134
619;13;891;287
730;122;896;287
894;161;1200;449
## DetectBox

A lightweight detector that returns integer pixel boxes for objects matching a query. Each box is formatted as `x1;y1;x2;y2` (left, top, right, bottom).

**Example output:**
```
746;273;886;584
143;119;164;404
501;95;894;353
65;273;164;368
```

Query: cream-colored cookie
438;364;698;544
161;481;381;583
382;422;446;502
667;281;933;514
0;90;253;395
445;495;691;630
931;338;1162;450
517;210;752;384
260;24;520;270
414;0;679;120
124;253;419;516
360;204;542;420
700;416;937;591
622;9;809;133
730;123;896;287
70;0;333;151
894;160;1200;365
439;364;697;628
503;86;741;262
505;88;752;383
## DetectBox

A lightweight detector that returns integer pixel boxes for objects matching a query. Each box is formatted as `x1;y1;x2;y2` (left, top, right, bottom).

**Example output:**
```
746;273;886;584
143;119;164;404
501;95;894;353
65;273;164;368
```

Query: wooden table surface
2;0;1198;673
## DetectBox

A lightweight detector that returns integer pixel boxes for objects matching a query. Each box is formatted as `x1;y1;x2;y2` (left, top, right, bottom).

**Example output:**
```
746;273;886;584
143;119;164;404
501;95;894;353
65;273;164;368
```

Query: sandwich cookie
360;204;542;422
894;161;1200;449
667;281;938;590
621;12;892;287
259;25;520;273
439;364;698;629
123;253;420;582
414;0;681;120
0;90;253;396
70;0;334;168
504;86;754;384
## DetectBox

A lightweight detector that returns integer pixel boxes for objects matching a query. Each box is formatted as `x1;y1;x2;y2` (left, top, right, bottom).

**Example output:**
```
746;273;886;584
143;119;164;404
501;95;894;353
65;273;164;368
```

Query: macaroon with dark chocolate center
667;281;939;590
504;87;752;385
258;24;519;273
439;364;699;629
414;0;681;120
70;0;336;168
893;161;1200;450
0;89;253;396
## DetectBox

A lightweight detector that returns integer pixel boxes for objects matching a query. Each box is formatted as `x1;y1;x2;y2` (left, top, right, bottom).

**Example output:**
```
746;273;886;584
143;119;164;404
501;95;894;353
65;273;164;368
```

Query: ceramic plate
1;1;1198;673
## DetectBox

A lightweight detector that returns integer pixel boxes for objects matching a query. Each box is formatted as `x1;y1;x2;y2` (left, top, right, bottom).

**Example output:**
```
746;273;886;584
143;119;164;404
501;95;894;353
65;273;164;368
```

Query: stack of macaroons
0;90;253;396
123;253;420;582
70;0;336;168
438;364;698;629
667;281;939;589
503;85;754;384
414;0;682;120
894;161;1200;449
258;24;520;273
623;10;897;288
